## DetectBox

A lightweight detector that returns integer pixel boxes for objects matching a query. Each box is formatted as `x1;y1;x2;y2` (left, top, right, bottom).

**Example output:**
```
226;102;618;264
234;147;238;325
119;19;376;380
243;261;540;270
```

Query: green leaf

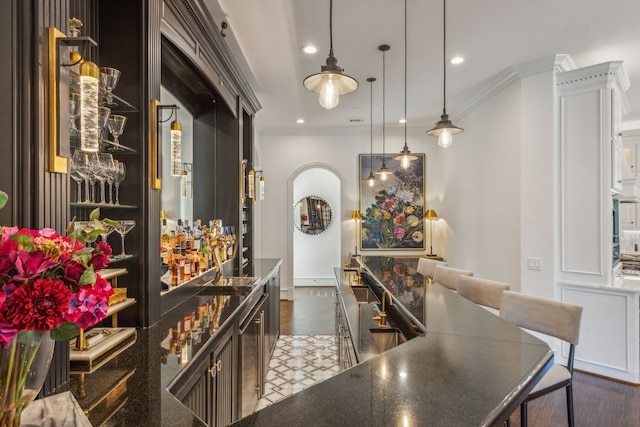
78;266;96;285
0;191;7;209
51;322;80;341
10;233;35;251
102;218;118;228
89;208;100;221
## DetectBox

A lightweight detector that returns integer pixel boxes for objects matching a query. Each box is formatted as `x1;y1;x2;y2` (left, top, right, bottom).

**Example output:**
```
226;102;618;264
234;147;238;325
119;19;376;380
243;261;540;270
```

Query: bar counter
54;259;282;427
233;257;554;426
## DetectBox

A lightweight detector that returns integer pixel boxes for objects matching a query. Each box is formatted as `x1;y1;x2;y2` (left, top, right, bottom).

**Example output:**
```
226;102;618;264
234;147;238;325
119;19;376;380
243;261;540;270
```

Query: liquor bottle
171;244;182;286
183;245;192;281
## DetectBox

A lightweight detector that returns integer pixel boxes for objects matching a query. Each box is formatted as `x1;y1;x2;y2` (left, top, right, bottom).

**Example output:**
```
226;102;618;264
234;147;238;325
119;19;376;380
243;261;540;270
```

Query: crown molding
453;54;576;120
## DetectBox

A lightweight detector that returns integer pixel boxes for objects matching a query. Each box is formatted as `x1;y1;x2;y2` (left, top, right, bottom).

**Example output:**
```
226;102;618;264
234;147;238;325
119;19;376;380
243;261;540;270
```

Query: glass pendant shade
170;120;182;177
426;111;463;148
395;145;417;169
376;163;391;181
303;51;358;109
79;60;100;152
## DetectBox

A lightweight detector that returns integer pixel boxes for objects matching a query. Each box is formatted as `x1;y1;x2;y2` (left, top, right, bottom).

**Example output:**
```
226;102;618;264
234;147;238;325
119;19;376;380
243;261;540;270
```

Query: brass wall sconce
151;102;182;189
351;210;362;255
181;163;193;198
46;23;97;173
247;169;266;204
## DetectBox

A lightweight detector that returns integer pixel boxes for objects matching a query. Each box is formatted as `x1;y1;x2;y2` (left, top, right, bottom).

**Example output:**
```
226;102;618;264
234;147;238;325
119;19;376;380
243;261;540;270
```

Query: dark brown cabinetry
172;325;235;427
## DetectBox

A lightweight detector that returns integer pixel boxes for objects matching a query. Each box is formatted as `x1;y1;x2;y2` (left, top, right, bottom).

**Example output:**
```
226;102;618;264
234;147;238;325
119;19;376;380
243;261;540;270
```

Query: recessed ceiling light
301;45;317;54
296;119;305;124
450;56;464;65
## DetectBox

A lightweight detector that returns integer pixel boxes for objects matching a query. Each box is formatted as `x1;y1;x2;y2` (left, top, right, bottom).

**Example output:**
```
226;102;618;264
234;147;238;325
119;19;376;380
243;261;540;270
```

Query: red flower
95;241;112;257
393;214;405;225
9;278;72;331
63;260;86;286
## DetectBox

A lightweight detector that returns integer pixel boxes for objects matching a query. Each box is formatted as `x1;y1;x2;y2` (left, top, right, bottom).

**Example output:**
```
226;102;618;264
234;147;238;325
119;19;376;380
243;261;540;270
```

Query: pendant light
394;0;416;169
427;0;463;148
303;0;358;109
365;77;377;187
375;45;392;181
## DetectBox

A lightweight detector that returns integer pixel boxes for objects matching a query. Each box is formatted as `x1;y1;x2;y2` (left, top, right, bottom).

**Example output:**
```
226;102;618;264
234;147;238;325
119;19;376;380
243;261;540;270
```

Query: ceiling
204;0;640;133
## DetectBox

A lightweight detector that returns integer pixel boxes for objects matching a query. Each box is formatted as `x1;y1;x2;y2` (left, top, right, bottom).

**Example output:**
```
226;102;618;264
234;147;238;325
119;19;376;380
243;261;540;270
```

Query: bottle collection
161;218;237;290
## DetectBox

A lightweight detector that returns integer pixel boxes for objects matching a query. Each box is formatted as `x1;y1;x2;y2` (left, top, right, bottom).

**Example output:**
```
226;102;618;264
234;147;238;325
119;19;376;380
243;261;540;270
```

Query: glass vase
0;331;55;427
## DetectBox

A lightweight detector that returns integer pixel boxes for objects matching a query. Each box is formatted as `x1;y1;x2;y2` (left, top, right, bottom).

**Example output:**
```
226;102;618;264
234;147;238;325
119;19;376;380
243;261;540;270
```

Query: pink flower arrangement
0;210;115;346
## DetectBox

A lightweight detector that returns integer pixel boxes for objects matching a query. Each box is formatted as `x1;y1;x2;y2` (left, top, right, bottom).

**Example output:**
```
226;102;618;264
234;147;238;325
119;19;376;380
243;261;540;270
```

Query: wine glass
98;106;111;141
71;150;91;203
99;220;115;243
115;220;136;258
86;153;102;203
96;153;114;204
99;67;121;106
108;115;127;145
69;156;84;203
105;160;118;204
113;161;126;205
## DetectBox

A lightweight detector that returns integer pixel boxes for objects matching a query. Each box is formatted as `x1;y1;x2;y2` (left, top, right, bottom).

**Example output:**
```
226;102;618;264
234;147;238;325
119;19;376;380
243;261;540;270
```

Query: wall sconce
254;170;266;201
151;102;182;189
247;169;255;202
46;20;97;173
425;209;438;256
181;163;193;198
160;105;182;177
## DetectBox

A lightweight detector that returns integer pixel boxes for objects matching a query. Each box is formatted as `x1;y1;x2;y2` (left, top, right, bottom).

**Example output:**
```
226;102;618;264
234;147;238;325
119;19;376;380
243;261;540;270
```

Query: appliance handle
238;293;269;334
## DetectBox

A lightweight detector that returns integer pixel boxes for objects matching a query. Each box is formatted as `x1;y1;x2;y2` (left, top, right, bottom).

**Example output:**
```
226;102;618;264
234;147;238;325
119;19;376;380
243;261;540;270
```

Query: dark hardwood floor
280;286;640;426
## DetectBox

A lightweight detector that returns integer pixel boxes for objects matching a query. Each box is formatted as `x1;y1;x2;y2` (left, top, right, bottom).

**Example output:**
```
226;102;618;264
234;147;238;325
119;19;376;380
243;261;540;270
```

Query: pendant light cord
382;48;386;158
370;80;374;171
404;0;407;145
329;0;334;51
442;0;447;112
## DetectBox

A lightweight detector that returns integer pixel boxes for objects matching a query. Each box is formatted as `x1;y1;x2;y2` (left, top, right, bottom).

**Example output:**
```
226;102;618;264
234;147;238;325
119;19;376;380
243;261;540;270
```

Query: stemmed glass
71;151;91;203
98;220;116;244
113;161;126;205
106;160;119;204
108;115;127;145
68;156;84;203
98;106;111;141
96;153;114;204
87;153;102;203
99;67;121;106
115;220;136;258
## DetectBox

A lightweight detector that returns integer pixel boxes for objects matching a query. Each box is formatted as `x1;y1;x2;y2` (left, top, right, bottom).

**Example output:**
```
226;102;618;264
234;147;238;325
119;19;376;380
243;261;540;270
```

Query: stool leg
566;384;575;427
520;400;528;427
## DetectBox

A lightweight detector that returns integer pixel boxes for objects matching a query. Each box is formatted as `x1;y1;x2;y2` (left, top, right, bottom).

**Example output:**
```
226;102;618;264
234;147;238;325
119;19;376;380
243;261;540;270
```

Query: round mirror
294;196;332;235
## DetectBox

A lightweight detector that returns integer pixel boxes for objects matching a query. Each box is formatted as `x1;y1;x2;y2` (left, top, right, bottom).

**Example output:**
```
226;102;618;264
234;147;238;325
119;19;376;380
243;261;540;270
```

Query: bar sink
370;327;406;353
350;286;380;304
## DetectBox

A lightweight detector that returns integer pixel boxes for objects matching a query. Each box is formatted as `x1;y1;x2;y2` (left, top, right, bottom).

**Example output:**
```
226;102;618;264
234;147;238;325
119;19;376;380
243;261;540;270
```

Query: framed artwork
359;154;426;250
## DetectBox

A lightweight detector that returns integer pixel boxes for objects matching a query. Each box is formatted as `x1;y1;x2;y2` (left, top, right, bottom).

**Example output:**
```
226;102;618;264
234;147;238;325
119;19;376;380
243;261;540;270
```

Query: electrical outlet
527;257;542;270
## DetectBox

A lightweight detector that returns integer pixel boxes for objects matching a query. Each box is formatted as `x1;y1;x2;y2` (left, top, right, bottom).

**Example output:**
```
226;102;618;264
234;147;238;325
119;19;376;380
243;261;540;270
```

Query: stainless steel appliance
239;291;269;418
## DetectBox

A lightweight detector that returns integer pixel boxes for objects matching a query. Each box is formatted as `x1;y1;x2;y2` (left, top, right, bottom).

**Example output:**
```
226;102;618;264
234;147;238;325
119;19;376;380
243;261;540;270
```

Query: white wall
253;56;565;298
293;168;340;285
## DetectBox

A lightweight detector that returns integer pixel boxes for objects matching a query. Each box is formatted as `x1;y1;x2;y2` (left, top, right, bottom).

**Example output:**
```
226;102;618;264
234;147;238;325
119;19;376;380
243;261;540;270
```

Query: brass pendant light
427;0;463;148
303;0;358;109
394;0;417;169
375;45;392;181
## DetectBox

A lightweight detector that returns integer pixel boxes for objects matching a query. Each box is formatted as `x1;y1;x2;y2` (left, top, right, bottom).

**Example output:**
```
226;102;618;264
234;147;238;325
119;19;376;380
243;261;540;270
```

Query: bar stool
500;291;583;427
416;258;447;283
457;275;510;315
432;264;473;291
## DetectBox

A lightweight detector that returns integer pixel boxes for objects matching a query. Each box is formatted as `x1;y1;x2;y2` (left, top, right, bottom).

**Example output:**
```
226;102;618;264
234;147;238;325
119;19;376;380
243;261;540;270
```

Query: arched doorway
286;163;346;300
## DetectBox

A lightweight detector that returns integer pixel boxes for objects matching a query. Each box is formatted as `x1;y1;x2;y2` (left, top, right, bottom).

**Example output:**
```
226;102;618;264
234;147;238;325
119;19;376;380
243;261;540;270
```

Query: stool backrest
457;276;511;310
417;258;448;279
500;291;583;345
432;265;473;291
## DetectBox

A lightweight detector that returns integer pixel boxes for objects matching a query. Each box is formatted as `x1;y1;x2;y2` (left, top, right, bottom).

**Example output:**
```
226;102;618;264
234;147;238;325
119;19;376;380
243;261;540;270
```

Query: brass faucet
373;290;393;328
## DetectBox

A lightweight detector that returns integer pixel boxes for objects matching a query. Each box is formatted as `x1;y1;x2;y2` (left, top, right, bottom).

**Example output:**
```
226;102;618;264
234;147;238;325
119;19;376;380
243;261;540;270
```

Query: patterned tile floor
255;335;339;411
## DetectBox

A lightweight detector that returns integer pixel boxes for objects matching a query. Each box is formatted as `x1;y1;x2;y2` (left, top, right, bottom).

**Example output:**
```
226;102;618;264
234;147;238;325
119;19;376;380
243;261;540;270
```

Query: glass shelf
70;129;138;154
71;202;138;209
108;254;139;264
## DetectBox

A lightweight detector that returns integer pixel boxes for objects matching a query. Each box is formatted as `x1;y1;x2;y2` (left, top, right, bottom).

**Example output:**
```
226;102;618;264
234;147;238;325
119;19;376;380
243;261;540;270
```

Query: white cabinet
560;283;639;384
557;61;630;287
621;202;637;229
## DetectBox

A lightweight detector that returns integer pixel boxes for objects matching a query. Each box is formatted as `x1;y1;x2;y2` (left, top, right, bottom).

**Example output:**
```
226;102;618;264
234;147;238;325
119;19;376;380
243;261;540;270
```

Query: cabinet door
620;202;636;229
178;356;213;425
213;330;234;427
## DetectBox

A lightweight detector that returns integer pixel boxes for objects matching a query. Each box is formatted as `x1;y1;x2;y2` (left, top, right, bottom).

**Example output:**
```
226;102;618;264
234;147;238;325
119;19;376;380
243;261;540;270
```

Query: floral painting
359;154;425;250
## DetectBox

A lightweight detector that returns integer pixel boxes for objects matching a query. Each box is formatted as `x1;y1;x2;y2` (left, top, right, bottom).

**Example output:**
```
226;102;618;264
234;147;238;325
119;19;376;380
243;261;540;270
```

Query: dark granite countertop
233;257;553;426
58;259;282;427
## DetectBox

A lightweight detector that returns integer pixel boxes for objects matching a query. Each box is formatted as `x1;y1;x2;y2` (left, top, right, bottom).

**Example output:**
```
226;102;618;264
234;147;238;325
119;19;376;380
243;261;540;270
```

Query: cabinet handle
208;361;221;377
